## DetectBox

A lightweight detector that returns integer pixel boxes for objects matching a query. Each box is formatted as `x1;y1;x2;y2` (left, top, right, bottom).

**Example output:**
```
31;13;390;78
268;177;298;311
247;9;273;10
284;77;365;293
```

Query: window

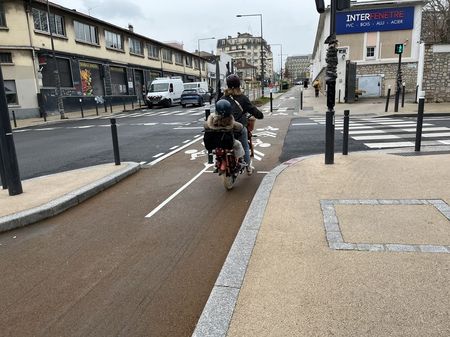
174;52;183;65
0;52;12;63
105;30;123;50
194;58;199;69
32;8;65;36
366;46;375;58
4;80;18;105
147;44;160;59
185;55;192;67
74;20;98;44
162;49;172;63
0;2;6;27
41;57;73;87
129;38;143;55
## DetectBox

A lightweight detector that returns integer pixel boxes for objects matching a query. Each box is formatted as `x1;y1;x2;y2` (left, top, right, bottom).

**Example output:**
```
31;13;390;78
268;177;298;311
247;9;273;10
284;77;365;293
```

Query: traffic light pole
394;52;402;112
0;66;23;195
325;0;338;164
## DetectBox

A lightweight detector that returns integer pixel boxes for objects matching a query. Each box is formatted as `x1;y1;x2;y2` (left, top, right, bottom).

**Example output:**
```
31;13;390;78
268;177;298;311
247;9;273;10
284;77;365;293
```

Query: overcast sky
53;0;323;72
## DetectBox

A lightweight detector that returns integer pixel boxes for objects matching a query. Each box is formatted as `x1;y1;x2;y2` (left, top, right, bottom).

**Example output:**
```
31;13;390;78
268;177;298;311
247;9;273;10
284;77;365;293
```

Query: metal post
12;110;17;128
0;146;6;189
414;84;419;103
138;95;141;108
95;104;99;116
122;97;126;111
0;66;22;195
131;96;134;110
110;118;121;165
109;98;113;113
205;107;210;121
385;86;391;112
394;52;402;112
338;89;341;103
270;91;273;112
343;109;349;155
79;98;84;118
401;82;406;108
104;97;108;113
300;88;303;110
415;97;425;152
325;0;337;165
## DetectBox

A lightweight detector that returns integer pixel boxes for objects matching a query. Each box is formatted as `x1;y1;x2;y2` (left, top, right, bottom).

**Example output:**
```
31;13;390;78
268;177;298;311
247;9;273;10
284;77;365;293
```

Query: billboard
336;7;415;34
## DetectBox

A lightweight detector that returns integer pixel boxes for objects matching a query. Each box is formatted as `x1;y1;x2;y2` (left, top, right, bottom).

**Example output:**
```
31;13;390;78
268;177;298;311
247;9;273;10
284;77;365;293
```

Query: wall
422;44;450;102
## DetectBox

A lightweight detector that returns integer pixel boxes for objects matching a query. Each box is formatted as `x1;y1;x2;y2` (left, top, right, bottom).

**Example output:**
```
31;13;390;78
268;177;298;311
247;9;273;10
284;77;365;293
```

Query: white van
146;77;184;108
183;81;209;91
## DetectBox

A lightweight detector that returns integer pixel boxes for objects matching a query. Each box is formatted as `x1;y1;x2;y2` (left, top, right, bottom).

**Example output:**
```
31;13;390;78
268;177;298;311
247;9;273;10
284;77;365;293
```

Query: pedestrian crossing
310;117;450;150
98;106;209;119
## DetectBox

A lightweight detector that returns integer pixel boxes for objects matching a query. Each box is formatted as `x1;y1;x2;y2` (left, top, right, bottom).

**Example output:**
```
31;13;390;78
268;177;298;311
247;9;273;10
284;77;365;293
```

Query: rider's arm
242;96;264;119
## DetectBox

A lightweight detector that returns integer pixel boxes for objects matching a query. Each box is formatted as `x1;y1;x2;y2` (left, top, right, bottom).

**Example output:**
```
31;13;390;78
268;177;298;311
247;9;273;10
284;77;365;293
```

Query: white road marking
145;163;213;219
173;126;203;130
148;135;203;166
353;134;400;140
365;141;415;148
152;152;165;158
35;128;57;131
169;145;179;150
423;132;450;137
401;127;449;132
292;123;318;126
253;150;265;157
182;139;191;143
350;130;386;134
440;140;450;144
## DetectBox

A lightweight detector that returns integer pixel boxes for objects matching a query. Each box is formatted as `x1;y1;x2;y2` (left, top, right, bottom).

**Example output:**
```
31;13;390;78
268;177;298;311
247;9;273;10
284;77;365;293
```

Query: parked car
145;77;184;108
180;88;210;107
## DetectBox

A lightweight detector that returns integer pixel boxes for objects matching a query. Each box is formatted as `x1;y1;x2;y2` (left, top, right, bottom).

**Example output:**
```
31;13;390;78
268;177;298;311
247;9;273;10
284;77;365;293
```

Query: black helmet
226;74;241;89
215;99;232;118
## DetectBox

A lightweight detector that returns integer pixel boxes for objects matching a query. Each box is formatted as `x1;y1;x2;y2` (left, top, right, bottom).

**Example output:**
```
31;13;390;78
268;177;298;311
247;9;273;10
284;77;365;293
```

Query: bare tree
422;0;450;43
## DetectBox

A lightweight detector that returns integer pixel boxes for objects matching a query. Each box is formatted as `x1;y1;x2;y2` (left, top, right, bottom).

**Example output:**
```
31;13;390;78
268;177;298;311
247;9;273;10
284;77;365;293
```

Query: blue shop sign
336;7;415;34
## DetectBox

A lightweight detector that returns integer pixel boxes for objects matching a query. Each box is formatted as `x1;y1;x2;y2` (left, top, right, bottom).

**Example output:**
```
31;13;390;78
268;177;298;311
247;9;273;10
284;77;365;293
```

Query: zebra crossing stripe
353;134;400;140
365;141;414;148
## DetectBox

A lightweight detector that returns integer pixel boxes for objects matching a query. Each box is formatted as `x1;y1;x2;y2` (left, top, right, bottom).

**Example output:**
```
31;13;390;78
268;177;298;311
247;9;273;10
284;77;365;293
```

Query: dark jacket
223;89;264;127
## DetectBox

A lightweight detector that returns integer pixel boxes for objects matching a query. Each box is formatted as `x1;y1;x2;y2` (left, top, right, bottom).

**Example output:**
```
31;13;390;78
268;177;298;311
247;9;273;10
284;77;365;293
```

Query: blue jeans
237;127;250;165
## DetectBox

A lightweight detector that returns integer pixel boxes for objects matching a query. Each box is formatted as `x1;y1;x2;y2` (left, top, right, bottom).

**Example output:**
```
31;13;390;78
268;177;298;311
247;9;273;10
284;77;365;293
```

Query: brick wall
422;44;450;103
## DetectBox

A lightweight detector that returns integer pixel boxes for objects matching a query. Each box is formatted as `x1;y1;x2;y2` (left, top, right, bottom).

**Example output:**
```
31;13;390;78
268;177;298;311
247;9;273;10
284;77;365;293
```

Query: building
311;0;424;100
216;33;273;83
284;55;312;82
0;0;208;118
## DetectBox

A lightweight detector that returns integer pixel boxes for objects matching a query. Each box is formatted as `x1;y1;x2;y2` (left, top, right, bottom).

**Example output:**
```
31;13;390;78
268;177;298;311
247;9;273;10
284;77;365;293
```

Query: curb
191;156;312;337
0;162;140;233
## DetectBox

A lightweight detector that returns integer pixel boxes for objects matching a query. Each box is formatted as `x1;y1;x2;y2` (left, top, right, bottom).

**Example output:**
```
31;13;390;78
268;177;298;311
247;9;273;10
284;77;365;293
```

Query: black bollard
122;97;126;111
110;118;121;165
12;110;17;128
104;98;108;113
300;89;303;110
343;110;350;155
401;83;405;108
0;146;7;189
109;98;113;113
131;96;134;110
79;98;84;118
95;104;99;116
385;86;391;112
270;91;273;112
338;89;341;103
325;109;335;164
415;97;425;152
205;107;210;121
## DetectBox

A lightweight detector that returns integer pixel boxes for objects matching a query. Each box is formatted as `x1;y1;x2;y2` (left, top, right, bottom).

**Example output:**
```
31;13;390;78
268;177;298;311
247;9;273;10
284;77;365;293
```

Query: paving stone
329;242;356;250
385;244;418;252
359;199;379;205
378;199;400;205
334;199;360;205
419;245;449;253
326;231;343;243
323;216;340;232
356;243;385;252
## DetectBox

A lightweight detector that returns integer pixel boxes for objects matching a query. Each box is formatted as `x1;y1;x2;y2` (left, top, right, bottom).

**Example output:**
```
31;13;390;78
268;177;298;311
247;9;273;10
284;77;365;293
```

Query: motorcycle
204;115;256;190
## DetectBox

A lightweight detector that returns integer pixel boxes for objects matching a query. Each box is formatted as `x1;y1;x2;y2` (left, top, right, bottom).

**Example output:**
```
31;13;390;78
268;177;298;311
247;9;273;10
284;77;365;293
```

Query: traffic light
315;0;325;13
395;44;404;54
336;0;351;11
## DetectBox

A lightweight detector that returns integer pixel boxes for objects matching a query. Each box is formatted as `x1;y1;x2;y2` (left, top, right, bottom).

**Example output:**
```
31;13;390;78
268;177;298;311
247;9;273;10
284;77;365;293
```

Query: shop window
41;57;73;87
147;44;160;59
0;2;6;27
110;66;127;95
74;20;98;45
0;52;12;64
366;46;375;58
4;80;18;105
129;38;143;55
32;8;65;36
105;30;123;50
79;62;104;96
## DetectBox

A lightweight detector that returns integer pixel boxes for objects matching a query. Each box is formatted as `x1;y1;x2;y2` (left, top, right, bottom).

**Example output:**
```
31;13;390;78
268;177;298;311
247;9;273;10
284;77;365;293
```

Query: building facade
216;33;273;84
0;0;207;118
285;55;312;82
311;0;424;99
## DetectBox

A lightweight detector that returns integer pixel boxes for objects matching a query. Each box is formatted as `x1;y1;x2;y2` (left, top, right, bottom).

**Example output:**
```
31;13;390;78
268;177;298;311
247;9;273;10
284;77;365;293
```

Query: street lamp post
197;37;215;82
236;13;264;97
271;44;283;91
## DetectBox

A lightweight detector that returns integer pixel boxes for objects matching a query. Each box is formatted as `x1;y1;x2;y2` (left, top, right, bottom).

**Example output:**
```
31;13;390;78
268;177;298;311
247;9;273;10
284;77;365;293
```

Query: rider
204;99;245;160
222;74;264;175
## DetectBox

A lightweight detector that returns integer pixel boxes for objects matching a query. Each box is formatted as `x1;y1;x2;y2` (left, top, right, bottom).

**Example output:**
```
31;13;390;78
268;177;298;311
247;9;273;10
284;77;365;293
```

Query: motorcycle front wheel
223;174;235;190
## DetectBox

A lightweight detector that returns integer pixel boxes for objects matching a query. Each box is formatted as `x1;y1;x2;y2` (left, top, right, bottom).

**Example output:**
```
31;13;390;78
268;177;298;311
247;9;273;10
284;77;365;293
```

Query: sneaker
246;165;254;176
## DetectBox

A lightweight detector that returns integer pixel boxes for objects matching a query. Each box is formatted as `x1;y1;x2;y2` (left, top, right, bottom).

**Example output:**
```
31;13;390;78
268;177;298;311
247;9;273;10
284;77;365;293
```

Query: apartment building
216;33;273;84
0;0;207;117
285;55;312;82
312;0;424;98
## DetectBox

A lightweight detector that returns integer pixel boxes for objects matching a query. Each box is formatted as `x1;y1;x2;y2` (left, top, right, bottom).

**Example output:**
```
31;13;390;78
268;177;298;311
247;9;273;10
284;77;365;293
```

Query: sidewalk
193;149;450;337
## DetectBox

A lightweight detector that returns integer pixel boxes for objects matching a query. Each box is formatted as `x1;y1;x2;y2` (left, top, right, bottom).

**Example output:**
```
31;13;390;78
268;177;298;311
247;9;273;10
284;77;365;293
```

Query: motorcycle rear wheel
223;175;234;190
